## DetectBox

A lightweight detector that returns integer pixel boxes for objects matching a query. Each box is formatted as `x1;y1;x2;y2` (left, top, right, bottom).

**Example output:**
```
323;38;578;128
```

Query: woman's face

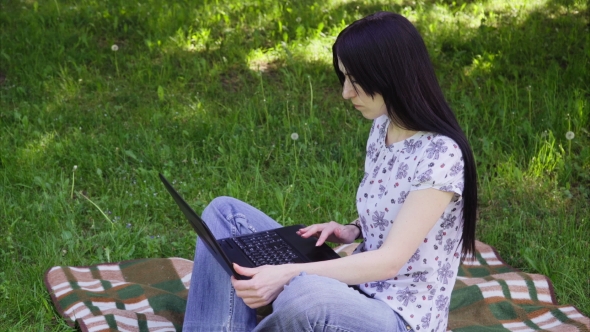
338;60;387;120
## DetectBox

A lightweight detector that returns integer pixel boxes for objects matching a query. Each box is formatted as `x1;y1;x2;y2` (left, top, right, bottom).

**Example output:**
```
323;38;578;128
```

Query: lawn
0;0;588;330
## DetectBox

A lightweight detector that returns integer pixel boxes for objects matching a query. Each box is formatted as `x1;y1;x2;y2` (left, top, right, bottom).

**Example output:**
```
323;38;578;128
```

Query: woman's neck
386;120;418;145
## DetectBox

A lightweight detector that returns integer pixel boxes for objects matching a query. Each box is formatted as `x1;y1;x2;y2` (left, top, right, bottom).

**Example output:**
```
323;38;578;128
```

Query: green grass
0;0;588;330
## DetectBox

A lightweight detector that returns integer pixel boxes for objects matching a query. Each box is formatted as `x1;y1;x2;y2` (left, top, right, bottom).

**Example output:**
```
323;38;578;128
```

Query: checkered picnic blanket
45;241;590;331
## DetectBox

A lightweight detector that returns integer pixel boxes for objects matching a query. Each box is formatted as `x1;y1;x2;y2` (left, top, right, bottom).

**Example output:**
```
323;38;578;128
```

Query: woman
183;11;477;332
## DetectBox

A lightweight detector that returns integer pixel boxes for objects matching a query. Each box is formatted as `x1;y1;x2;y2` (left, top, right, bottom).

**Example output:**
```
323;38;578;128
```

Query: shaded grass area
0;0;588;329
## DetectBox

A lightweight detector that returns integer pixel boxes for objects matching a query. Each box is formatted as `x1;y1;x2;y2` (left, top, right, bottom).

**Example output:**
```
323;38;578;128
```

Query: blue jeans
183;197;412;332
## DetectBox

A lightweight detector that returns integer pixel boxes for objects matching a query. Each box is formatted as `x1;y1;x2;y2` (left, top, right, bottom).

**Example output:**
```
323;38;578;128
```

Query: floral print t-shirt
353;114;465;332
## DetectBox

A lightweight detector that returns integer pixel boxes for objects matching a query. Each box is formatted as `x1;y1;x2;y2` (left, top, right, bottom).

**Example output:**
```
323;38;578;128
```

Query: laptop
159;173;341;280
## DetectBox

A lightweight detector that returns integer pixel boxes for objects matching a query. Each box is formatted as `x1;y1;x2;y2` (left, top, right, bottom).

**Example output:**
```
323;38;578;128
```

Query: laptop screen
159;173;237;277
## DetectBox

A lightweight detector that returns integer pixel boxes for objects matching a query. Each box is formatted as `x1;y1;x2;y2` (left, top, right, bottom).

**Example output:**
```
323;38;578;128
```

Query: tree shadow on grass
430;0;588;185
0;0;587;188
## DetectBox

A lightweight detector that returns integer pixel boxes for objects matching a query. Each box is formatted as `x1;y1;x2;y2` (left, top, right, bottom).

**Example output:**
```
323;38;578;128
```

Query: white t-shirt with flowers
353;114;465;332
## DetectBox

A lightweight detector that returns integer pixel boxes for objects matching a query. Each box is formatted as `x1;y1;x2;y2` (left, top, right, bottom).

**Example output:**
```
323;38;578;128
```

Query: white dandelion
565;131;575;140
291;132;299;140
111;44;119;51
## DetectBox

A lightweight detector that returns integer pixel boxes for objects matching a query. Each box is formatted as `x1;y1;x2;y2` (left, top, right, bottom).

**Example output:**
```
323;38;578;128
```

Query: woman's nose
342;81;356;100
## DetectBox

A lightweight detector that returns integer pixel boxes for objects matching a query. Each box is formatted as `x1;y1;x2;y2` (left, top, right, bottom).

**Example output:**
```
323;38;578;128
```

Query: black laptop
159;174;341;280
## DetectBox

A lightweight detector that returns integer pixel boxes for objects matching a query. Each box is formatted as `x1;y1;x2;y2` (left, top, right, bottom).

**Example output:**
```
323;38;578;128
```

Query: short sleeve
410;136;464;202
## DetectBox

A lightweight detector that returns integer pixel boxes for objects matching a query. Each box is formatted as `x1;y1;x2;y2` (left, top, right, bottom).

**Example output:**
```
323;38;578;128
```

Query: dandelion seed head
72;165;78;172
111;44;119;51
291;132;299;140
565;131;575;140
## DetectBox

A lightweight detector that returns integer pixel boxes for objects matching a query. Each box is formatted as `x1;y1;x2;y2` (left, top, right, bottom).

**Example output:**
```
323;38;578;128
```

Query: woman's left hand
230;263;298;309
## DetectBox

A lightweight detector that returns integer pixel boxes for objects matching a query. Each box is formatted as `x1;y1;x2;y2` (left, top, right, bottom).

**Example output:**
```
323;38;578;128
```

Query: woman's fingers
315;232;329;246
241;296;268;309
297;221;357;245
231;264;294;309
315;224;334;246
232;285;267;308
232;277;269;308
233;263;257;278
315;222;340;246
297;224;323;238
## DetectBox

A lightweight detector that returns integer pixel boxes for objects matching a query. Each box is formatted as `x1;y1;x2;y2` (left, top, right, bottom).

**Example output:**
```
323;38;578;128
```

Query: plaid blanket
45;241;590;331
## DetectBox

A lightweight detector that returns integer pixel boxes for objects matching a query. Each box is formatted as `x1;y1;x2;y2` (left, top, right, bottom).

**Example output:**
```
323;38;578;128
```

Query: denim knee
204;196;236;214
271;273;352;324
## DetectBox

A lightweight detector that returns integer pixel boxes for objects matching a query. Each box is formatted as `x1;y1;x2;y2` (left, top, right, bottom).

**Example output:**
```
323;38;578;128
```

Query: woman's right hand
296;221;360;246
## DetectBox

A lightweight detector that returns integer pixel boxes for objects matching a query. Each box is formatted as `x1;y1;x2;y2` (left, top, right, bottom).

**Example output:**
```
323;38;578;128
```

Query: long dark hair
333;12;477;258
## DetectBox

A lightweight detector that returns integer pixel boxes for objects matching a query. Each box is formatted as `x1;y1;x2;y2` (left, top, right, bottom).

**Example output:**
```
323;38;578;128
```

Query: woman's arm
231;188;454;308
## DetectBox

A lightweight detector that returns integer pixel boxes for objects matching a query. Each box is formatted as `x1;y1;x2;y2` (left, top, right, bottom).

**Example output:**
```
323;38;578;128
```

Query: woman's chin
359;112;383;120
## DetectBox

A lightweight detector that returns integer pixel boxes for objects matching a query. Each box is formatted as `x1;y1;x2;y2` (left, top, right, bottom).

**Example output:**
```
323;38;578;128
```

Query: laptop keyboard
232;231;299;266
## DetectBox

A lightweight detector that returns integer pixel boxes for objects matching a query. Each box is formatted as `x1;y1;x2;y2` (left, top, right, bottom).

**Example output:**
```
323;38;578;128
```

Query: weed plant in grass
0;0;588;330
